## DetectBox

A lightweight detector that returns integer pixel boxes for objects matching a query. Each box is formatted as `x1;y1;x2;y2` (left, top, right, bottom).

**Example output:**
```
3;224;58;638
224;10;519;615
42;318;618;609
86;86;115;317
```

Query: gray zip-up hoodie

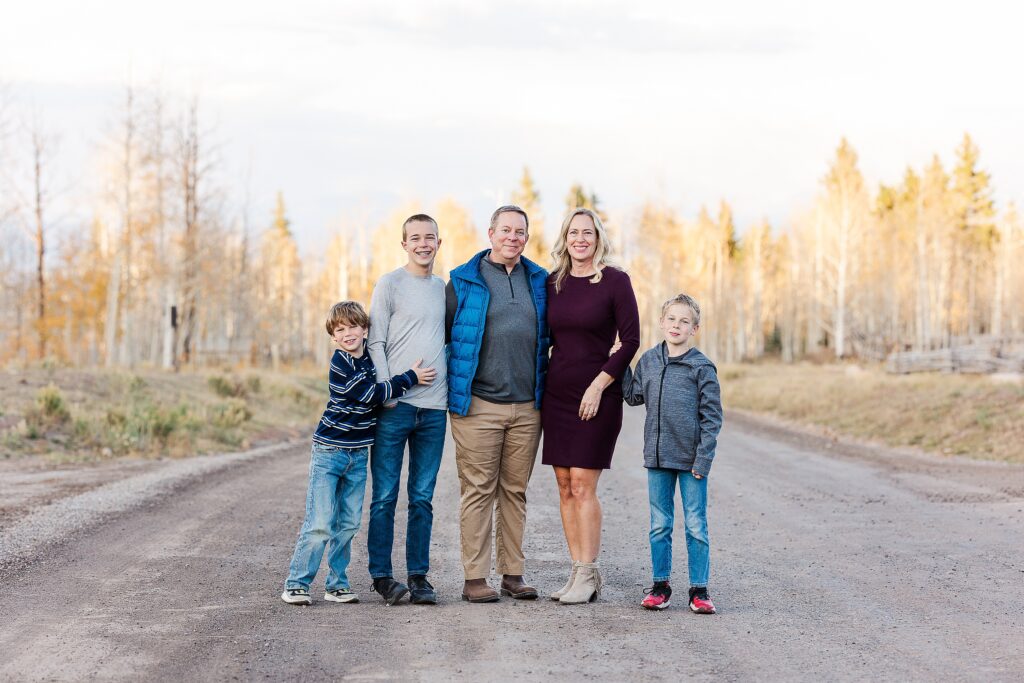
622;343;723;477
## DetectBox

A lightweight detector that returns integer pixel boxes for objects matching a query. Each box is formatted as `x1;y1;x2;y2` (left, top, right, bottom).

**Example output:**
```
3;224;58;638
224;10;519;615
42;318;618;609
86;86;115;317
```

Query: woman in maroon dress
541;208;640;604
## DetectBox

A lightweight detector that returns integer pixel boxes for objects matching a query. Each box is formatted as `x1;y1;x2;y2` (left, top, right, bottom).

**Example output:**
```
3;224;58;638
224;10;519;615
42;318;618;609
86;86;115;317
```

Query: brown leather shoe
500;574;539;600
461;579;500;603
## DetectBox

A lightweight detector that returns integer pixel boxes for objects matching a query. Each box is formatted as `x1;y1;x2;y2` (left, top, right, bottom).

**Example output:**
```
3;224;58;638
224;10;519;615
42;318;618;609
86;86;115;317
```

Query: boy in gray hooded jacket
622;293;723;613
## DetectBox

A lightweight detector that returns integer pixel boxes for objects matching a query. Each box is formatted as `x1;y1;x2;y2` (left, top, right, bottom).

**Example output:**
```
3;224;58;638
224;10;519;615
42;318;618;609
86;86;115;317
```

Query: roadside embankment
1;367;324;464
722;362;1024;462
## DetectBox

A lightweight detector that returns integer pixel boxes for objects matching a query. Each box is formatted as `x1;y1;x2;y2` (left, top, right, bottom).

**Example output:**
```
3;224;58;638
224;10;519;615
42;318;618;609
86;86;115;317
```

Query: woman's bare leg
569;468;603;562
554;466;581;560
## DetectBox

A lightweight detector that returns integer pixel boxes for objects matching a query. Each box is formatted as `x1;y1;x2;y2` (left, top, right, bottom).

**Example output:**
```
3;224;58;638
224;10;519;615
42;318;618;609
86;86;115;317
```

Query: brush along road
1;410;1022;681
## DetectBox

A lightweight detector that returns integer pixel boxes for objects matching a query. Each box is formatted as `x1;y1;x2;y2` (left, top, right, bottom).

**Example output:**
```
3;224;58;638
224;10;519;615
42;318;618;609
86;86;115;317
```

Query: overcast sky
3;0;1022;250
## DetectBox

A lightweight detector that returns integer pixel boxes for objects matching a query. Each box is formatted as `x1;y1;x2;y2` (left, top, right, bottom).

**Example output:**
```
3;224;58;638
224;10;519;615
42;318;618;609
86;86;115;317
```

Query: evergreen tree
951;134;996;335
511;167;549;265
258;191;301;367
952;133;995;243
564;182;607;223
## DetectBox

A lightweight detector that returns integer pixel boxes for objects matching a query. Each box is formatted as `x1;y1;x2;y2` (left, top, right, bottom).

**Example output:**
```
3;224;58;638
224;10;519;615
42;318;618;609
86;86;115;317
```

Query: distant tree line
1;85;1020;369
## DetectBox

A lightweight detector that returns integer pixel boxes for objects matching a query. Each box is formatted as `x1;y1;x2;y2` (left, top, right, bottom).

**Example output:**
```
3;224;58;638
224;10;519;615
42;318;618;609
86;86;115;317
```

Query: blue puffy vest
447;250;550;416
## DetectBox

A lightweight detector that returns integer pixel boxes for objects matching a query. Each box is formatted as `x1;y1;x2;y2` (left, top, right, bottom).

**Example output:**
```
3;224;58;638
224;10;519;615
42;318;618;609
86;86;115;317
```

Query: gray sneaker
281;588;312;605
324;588;359;603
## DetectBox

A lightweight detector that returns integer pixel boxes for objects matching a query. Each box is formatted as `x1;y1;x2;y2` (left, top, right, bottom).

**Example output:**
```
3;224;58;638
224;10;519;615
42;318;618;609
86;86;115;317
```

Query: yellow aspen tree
819;138;869;359
950;133;995;337
433;197;479;280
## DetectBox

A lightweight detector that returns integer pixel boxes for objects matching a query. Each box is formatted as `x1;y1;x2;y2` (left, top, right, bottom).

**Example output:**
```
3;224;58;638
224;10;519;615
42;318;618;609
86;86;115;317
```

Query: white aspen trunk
934;235;949;348
991;222;1008;337
1010;223;1021;335
733;296;744;362
752;231;764;357
714;240;725;360
31;128;47;359
967;252;978;336
104;250;122;367
162;284;175;370
834;209;849;359
914;212;929;350
118;85;135;368
782;253;798;362
812;218;824;350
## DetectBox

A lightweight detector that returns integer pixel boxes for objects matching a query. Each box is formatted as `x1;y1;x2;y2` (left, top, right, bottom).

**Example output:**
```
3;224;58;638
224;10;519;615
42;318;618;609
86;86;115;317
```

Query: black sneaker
372;577;409;606
408;575;437;605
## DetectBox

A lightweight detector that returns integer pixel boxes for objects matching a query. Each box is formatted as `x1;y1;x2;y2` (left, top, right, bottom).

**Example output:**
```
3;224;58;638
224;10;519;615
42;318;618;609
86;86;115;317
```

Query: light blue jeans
648;467;709;587
285;443;368;591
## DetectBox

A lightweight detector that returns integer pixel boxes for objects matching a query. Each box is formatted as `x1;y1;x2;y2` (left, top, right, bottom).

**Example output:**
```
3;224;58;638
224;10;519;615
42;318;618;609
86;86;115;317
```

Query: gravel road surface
1;410;1022;682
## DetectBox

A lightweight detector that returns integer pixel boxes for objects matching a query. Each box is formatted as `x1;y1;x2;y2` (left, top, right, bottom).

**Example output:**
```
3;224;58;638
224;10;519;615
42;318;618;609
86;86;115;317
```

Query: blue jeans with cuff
285;443;368;591
647;466;710;587
367;402;447;579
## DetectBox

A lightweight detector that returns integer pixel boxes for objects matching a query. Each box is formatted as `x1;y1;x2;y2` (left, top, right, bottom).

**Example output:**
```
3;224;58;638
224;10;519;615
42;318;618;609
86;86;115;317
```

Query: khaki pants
450;396;542;579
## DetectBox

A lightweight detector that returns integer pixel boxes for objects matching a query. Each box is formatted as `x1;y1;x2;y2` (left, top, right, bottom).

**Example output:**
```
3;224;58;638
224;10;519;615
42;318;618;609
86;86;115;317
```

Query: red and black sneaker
641;582;672;610
688;586;716;614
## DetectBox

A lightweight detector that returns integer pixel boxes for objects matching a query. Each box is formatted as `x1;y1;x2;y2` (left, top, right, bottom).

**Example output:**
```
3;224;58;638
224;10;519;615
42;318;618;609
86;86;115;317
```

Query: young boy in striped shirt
281;301;435;606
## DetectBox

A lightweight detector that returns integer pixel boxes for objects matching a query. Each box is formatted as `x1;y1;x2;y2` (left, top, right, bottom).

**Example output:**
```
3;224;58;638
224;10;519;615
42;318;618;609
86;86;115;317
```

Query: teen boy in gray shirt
366;214;448;605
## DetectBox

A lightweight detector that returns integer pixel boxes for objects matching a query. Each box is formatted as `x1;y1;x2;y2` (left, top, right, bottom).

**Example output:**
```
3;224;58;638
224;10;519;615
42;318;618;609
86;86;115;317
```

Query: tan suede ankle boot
558;562;600;604
549;561;581;601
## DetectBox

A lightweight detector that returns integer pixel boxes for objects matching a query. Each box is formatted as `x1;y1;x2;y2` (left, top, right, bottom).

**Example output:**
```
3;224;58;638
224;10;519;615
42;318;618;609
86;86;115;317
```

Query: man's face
487;211;528;262
402;220;441;267
660;304;698;346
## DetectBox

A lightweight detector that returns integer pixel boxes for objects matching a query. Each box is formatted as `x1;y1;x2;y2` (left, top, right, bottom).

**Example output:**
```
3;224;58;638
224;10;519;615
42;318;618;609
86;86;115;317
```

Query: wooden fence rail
886;337;1024;374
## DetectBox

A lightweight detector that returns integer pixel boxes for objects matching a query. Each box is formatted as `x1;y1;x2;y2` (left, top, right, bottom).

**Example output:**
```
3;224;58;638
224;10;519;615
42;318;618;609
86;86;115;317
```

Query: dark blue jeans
367;402;447;579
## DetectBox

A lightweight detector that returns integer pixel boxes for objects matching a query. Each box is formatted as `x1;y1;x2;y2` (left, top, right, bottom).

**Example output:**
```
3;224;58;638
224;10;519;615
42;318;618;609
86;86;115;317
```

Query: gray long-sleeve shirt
368;267;448;410
444;254;538;404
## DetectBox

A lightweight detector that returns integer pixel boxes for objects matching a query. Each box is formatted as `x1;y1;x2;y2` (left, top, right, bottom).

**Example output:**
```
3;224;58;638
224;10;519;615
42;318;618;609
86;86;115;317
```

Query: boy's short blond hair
325;301;370;335
661;293;701;326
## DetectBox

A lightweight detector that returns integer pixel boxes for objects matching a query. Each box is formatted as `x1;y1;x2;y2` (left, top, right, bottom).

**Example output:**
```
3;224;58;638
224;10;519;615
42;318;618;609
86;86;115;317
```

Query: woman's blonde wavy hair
551;208;614;293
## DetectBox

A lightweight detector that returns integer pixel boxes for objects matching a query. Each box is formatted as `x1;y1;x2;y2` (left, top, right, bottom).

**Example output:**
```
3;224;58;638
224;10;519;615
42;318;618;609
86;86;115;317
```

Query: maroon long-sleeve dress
541;267;641;469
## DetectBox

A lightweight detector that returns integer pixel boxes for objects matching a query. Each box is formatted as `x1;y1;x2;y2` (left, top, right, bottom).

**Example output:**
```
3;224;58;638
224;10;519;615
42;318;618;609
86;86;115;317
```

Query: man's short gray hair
661;293;701;326
489;204;529;231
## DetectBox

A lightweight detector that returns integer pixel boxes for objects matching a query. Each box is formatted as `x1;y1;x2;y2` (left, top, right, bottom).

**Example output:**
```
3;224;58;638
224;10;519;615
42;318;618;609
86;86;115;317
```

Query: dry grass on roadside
0;367;326;464
721;363;1024;463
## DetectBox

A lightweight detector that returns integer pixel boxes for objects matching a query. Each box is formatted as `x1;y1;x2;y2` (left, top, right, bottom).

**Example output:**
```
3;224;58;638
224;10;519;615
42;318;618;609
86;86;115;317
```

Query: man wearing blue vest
445;204;550;603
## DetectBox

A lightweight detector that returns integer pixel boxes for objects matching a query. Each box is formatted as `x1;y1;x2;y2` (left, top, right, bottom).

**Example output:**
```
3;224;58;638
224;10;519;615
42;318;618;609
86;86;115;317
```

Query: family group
279;205;723;614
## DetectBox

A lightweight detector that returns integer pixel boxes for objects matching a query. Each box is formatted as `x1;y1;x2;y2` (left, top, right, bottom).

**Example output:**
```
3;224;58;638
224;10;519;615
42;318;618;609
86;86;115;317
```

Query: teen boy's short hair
325;301;370;335
402;214;438;241
661;293;701;326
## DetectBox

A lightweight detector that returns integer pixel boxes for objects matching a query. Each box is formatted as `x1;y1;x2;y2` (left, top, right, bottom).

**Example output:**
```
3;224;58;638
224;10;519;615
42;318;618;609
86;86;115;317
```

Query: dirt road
1;410;1022;681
